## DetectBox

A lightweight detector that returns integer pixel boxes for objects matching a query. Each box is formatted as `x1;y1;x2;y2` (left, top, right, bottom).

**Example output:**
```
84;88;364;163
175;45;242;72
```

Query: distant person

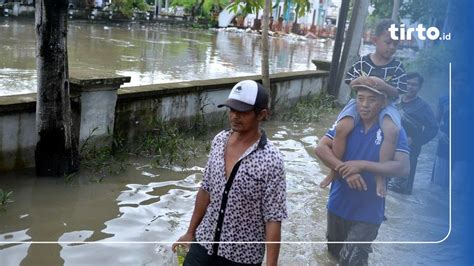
319;19;407;198
172;80;287;266
315;84;410;265
431;92;449;187
389;72;438;194
269;16;274;31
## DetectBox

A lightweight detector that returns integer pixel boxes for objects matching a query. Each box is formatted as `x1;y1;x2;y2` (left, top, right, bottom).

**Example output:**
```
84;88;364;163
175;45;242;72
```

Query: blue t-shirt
325;121;410;225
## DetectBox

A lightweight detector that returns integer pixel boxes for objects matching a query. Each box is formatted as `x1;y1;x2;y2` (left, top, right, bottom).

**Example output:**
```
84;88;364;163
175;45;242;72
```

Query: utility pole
261;0;271;108
335;0;369;104
327;0;350;96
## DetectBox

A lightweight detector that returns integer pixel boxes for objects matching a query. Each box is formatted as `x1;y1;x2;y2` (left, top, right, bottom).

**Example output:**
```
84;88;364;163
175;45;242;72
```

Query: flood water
0;17;333;96
0;16;457;265
0;113;453;265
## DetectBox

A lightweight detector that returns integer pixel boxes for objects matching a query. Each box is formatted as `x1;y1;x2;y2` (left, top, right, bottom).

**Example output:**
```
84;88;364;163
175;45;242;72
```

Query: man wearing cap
173;80;287;266
315;84;410;265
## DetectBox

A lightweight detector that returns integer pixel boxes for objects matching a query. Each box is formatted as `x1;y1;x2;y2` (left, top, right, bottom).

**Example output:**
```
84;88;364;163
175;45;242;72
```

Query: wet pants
326;211;380;266
389;144;421;194
184;243;261;266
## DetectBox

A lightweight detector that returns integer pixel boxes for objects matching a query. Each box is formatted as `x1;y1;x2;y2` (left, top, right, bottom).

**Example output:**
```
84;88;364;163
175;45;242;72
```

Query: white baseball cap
218;80;269;112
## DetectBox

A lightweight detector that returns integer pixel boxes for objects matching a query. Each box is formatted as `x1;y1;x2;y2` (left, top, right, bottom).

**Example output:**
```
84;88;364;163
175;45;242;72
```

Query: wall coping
117;70;328;102
69;73;131;92
0;70;328;113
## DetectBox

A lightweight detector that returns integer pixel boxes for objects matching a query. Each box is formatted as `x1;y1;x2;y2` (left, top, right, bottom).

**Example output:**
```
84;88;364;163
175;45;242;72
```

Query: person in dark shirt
389;72;438;194
431;93;449;187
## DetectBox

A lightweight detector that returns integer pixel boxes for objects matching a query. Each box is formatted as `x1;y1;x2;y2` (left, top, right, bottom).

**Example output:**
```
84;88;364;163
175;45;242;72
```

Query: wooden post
35;0;79;176
261;0;271;109
327;0;350;96
334;0;369;104
391;0;400;21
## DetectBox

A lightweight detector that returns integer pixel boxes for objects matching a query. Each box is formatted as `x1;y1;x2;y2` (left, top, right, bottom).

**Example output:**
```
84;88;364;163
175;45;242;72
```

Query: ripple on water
0;119;453;265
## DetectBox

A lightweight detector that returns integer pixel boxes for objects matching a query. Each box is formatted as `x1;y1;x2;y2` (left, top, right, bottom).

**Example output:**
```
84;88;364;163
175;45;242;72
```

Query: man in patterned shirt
173;80;287;266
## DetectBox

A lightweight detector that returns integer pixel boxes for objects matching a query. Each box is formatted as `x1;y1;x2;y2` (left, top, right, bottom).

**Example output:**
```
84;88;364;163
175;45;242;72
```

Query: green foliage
79;128;128;179
111;0;149;18
369;0;393;19
227;0;263;17
403;44;452;75
171;0;228;19
287;0;311;18
0;188;13;210
202;0;229;16
279;92;336;123
228;0;309;18
368;0;449;25
171;0;197;14
134;119;212;166
79;112;217;176
399;0;449;25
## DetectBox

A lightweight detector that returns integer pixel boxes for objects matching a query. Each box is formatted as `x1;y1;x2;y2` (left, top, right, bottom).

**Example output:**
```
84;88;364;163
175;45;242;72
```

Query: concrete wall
0;70;328;172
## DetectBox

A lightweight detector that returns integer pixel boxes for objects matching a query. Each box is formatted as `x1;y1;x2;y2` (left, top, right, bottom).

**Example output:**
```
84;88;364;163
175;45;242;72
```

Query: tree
171;0;228;21
369;0;449;25
399;0;449;26
227;0;310;109
261;0;270;102
111;0;149;18
35;0;79;176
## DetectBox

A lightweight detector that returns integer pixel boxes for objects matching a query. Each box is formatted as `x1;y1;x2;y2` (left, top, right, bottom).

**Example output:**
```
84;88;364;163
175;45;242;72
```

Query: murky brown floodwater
0;17;333;96
0;111;452;265
0;16;455;265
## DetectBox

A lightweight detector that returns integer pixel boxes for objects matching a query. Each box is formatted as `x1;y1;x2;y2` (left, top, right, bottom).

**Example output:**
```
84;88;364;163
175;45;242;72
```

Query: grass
0;188;13;211
78;116;215;180
133;118;212;167
279;91;337;123
78;127;128;182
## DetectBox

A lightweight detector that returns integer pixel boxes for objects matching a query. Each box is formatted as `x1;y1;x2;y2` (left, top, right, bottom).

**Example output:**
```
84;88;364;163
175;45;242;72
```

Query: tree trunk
35;0;79;176
192;0;205;19
391;0;400;21
261;0;271;109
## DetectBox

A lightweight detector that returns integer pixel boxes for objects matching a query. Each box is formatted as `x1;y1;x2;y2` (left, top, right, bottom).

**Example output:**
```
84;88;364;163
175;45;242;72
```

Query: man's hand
172;232;194;253
336;160;365;177
345;174;367;191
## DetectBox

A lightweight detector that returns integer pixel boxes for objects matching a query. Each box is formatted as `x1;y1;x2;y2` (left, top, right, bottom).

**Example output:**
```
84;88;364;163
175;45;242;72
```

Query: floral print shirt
195;129;287;264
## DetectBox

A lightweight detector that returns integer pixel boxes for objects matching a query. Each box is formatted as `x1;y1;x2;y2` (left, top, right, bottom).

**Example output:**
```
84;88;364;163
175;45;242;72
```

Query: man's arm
265;221;282;266
315;136;368;191
172;188;210;251
336;151;410;178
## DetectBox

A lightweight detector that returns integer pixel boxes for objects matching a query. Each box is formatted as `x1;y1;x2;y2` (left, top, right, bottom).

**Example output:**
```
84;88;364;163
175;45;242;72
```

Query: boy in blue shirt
319;19;407;198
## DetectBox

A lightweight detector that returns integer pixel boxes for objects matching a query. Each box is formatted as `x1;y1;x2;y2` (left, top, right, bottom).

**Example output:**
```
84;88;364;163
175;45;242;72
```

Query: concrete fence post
69;74;130;150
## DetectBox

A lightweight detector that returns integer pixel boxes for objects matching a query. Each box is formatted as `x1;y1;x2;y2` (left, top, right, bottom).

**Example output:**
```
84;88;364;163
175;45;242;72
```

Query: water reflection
0;114;453;265
0;18;333;96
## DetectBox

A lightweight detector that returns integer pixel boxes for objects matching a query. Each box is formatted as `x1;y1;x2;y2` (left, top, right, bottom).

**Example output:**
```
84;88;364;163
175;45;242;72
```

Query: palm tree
228;0;309;109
